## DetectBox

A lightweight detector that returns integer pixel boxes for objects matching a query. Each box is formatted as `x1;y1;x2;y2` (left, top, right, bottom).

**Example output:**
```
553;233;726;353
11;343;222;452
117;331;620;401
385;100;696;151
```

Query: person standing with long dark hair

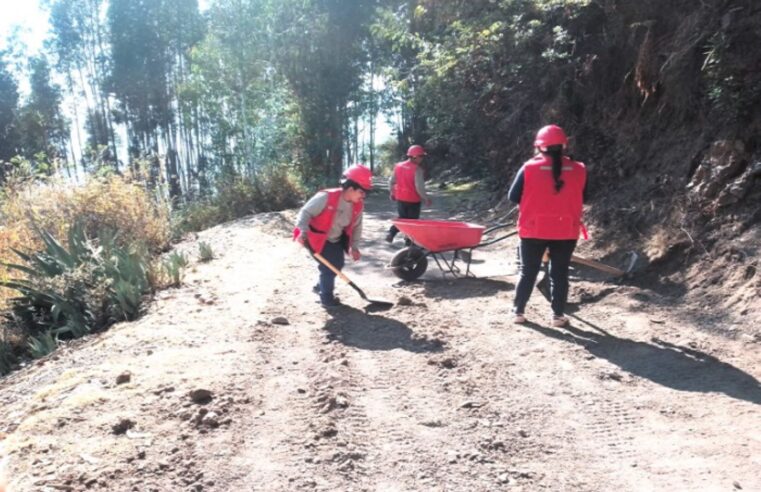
508;125;587;327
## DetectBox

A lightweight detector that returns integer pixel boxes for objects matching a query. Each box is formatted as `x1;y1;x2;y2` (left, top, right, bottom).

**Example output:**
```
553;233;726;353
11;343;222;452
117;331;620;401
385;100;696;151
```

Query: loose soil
1;183;759;492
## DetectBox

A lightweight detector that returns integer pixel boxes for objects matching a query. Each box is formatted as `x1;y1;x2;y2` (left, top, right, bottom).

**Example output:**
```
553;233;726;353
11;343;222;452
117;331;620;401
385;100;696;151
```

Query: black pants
387;200;422;239
513;238;577;317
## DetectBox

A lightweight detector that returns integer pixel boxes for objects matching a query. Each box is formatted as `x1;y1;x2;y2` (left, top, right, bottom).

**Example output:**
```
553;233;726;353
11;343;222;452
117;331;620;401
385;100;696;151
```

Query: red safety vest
392;160;421;202
518;155;586;240
293;188;363;254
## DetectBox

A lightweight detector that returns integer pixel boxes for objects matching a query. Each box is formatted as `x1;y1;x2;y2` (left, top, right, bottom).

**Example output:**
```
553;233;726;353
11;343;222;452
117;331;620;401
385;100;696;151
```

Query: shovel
312;252;394;311
535;250;638;300
571;251;639;277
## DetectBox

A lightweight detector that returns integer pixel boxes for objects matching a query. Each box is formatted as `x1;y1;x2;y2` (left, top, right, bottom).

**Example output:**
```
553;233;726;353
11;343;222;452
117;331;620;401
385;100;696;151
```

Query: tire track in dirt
316;306;502;491
408;281;634;491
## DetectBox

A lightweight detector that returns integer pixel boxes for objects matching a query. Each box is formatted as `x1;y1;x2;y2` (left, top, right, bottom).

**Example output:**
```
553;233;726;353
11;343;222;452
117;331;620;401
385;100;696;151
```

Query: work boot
320;297;342;308
551;316;569;328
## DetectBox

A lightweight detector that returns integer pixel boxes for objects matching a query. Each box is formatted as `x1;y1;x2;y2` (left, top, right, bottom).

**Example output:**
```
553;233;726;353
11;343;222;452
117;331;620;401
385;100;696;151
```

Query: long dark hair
544;144;565;193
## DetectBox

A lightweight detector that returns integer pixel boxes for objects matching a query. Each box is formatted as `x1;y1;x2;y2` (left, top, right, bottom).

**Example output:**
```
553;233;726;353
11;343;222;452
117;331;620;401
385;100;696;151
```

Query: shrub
198;242;214;262
162;251;188;287
0;175;171;307
27;330;57;359
0;223;153;340
174;165;304;234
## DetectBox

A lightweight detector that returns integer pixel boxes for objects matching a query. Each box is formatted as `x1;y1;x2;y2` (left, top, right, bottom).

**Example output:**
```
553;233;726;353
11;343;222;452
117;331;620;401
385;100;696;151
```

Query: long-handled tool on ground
571;253;638;277
536;250;638;299
312;252;394;311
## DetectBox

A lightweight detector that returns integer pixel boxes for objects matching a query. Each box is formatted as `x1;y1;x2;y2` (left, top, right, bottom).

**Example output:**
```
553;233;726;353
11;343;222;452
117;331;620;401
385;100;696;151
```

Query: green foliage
174;165;303;233
27;330;57;359
181;0;307;187
198;242;214;262
0;336;13;375
17;56;69;164
273;0;377;183
104;243;151;321
0;223;152;340
162;251;188;287
701;30;761;125
0;52;20;166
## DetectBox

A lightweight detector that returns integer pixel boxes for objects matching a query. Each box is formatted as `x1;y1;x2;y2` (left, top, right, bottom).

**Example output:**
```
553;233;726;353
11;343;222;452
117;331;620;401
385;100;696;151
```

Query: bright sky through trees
0;0;48;54
0;0;210;54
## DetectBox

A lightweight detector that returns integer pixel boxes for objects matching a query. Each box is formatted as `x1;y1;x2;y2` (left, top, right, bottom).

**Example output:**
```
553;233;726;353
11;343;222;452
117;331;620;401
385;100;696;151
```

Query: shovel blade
365;300;394;312
349;281;394;311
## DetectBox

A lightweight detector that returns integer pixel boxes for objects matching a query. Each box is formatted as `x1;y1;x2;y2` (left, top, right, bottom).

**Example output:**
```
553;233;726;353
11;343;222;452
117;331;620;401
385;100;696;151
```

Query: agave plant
1;224;97;337
0;223;152;339
198;241;214;262
163;251;189;287
27;330;57;359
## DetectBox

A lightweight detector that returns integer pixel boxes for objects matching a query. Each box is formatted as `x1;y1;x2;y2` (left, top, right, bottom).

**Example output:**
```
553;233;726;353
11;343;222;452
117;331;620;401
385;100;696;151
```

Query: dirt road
1;185;759;491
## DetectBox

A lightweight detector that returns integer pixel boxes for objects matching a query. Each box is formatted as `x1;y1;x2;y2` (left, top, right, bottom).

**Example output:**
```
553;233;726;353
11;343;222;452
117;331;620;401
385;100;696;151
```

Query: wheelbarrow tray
392;219;486;252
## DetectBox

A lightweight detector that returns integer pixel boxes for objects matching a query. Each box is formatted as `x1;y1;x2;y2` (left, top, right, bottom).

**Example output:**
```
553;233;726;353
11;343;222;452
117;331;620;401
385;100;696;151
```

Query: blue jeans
317;240;345;304
513;238;577;317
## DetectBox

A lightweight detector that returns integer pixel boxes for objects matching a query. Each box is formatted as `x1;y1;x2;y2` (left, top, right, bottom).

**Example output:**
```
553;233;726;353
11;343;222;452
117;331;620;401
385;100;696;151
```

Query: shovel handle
571;254;625;276
313;253;351;283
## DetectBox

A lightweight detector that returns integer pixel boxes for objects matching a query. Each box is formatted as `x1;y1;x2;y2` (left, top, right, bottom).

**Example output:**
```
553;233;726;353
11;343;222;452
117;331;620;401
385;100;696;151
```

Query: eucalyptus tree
159;0;204;195
184;0;308;199
273;0;380;185
46;0;117;170
16;56;70;173
0;53;20;168
188;0;272;178
107;0;203;200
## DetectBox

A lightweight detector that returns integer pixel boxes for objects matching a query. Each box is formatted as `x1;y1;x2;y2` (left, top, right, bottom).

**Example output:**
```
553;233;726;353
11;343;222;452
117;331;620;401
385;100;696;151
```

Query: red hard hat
342;163;372;191
406;144;427;157
534;125;568;150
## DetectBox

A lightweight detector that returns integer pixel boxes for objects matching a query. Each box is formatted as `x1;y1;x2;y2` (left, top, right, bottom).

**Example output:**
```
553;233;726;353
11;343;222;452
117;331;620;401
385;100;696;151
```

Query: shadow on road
523;317;761;405
420;277;515;300
324;305;444;353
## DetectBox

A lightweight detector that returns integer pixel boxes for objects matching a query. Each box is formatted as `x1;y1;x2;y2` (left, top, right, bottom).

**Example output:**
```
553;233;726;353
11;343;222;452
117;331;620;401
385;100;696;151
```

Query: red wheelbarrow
388;219;638;281
389;219;516;280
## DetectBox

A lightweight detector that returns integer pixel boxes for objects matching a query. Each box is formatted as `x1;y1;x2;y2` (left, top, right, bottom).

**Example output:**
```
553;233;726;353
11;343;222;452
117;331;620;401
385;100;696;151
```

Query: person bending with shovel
294;164;371;308
508;125;587;327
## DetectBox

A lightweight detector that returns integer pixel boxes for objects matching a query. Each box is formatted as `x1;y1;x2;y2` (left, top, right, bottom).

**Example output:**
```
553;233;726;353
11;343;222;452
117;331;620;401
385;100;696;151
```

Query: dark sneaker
385;233;394;243
320;297;342;308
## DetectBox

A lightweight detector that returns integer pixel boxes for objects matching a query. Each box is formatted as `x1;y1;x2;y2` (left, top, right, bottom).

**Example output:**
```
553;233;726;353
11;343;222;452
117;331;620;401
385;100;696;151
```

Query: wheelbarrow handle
483;223;513;234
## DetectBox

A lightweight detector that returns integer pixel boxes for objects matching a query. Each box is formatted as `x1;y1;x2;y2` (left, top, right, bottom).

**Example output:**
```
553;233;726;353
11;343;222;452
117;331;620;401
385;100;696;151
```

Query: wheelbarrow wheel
391;247;428;281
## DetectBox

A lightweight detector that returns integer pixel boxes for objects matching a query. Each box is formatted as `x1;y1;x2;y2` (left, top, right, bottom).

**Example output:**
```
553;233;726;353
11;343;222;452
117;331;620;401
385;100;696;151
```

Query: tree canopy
0;0;758;223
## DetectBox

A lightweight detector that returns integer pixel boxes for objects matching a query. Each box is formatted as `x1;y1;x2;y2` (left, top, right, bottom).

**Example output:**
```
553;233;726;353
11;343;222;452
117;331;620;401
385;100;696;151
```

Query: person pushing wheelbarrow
508;124;587;327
